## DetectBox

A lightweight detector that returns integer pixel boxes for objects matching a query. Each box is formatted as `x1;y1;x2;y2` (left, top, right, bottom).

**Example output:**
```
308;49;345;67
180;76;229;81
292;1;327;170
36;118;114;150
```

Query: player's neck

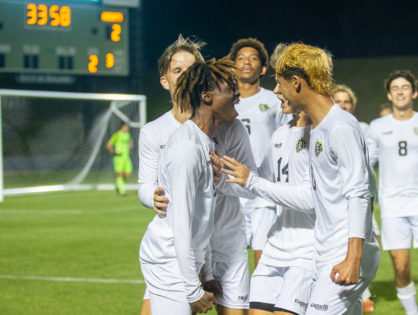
171;102;191;124
238;81;260;98
191;111;217;139
304;94;334;129
392;105;414;121
296;111;311;127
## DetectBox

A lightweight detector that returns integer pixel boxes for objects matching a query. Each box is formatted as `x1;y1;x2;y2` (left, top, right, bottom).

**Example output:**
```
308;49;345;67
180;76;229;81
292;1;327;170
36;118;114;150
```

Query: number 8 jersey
367;112;418;218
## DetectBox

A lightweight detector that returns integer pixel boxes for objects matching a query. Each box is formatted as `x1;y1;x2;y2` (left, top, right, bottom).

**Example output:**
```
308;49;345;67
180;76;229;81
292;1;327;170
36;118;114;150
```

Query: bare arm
330;238;364;284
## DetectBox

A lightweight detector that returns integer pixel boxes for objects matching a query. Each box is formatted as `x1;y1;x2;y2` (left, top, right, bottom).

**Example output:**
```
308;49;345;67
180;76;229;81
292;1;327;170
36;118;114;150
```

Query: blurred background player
140;58;239;315
137;34;204;315
227;37;289;267
332;83;380;313
367;70;418;315
106;121;133;196
275;43;379;314
379;102;393;117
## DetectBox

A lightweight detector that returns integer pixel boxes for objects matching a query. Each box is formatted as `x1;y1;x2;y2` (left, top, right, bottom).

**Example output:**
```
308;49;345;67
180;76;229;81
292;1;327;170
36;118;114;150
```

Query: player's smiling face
211;80;239;123
334;91;354;113
234;47;266;84
160;51;196;98
274;75;301;112
387;77;417;110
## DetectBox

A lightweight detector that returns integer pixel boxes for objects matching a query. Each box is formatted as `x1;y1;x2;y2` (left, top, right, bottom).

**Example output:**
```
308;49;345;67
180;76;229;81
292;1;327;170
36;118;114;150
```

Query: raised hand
220;155;250;187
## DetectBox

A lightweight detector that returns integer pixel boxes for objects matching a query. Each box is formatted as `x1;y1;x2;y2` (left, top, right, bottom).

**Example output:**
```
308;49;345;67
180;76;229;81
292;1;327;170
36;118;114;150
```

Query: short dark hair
384;70;417;93
157;34;205;76
228;38;269;69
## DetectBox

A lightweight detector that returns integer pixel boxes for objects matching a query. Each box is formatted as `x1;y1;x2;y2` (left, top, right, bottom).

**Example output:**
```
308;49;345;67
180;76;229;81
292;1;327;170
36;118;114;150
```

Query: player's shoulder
258;88;280;106
369;114;392;129
141;111;173;133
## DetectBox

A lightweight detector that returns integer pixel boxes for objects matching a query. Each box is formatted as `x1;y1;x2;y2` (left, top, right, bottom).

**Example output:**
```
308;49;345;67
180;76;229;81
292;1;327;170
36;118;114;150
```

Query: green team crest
295;138;306;153
414;127;418;135
258;103;270;112
314;140;323;157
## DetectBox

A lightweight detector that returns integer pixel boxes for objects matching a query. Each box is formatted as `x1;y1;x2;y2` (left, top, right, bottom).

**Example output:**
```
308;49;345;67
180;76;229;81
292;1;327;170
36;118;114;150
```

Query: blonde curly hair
275;43;334;97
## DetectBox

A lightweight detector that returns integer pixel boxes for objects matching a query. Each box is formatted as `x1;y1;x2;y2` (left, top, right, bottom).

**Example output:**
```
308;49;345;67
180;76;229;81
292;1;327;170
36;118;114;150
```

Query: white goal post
0;89;147;202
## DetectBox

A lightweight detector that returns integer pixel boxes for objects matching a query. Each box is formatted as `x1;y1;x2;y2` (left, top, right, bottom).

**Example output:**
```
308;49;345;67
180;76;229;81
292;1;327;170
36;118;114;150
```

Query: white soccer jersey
140;120;215;303
236;87;290;209
211;119;257;262
138;111;181;209
255;123;315;271
367;113;418;218
309;105;379;278
359;121;369;138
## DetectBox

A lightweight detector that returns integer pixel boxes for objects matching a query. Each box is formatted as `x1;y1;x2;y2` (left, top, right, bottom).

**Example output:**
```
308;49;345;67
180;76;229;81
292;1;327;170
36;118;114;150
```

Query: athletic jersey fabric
109;130;131;157
309;105;380;278
367;112;418;218
235;87;289;209
140;120;215;303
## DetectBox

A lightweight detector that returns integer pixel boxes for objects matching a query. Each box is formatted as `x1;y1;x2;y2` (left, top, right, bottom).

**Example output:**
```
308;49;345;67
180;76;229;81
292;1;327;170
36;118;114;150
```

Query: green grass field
0;191;417;314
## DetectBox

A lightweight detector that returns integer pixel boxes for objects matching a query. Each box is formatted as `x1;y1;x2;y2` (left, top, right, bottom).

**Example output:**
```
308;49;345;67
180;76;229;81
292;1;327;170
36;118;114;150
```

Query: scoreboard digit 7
0;0;129;76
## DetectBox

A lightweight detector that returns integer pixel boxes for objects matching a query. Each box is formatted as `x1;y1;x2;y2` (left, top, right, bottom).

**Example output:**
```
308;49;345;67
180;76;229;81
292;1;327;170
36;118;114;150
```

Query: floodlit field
0;191;416;314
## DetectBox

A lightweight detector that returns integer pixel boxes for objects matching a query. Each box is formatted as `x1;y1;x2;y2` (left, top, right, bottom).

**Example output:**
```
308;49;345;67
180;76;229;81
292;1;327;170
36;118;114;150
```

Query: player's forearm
345;237;364;264
215;174;257;199
245;172;315;212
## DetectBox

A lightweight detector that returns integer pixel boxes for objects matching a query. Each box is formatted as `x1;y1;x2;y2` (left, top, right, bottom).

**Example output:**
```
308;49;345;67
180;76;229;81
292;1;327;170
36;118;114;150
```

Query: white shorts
249;263;314;314
213;259;250;309
306;273;370;315
143;286;150;300
381;216;418;250
149;291;191;315
244;206;277;250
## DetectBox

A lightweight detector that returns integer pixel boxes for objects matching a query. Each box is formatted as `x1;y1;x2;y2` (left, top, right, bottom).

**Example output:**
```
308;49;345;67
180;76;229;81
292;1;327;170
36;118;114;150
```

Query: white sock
362;287;372;301
397;282;418;315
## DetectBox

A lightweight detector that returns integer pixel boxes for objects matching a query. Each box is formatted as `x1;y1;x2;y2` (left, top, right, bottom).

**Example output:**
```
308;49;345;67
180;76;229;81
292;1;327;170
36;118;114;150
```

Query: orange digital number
111;24;121;42
106;53;115;68
37;4;48;25
88;55;99;73
49;5;60;26
26;3;37;25
60;6;71;27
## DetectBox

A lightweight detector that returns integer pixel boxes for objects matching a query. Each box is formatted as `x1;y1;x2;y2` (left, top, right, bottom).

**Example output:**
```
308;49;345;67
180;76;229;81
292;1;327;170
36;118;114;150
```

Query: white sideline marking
0;205;139;215
0;275;145;284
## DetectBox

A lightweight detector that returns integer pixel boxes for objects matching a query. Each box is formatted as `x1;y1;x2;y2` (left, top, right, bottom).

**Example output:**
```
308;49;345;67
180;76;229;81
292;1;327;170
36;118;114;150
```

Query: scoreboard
0;0;130;76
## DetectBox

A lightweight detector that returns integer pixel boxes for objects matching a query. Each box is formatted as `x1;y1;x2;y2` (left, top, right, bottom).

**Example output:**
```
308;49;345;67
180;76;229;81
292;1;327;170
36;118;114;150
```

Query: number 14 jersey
367;112;418;218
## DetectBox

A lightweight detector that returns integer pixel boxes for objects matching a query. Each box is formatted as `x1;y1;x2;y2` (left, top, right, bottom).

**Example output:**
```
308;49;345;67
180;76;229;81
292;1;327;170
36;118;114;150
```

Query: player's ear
202;91;213;105
412;90;418;100
160;76;170;91
292;75;302;93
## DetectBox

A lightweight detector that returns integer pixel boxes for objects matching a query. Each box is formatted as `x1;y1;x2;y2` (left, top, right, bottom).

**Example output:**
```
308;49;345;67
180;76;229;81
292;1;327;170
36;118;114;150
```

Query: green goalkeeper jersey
109;131;131;157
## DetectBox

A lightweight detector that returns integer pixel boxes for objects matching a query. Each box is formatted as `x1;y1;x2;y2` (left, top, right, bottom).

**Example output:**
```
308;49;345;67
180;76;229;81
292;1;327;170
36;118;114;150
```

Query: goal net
0;89;146;201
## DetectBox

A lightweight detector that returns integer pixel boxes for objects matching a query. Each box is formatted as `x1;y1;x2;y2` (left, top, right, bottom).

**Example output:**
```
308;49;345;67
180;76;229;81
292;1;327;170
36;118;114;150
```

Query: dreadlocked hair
174;58;237;115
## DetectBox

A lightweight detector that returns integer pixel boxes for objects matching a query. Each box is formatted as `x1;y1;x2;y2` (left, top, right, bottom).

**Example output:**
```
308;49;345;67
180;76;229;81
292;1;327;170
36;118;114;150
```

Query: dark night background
1;0;418;122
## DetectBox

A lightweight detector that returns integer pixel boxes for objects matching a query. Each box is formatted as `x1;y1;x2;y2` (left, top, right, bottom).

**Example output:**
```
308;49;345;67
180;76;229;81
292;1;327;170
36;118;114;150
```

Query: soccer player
221;91;316;314
367;70;418;315
332;83;380;313
138;35;257;315
140;58;239;315
272;43;379;314
227;38;289;267
106;121;133;195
